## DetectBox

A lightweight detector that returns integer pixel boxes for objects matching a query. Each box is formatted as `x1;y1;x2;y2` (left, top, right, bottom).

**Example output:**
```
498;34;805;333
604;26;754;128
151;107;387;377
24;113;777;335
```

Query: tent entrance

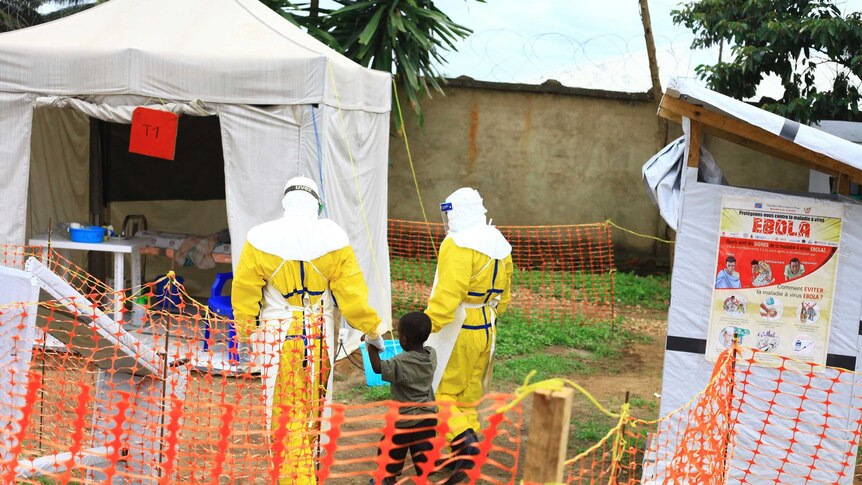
96;115;225;203
27;105;229;293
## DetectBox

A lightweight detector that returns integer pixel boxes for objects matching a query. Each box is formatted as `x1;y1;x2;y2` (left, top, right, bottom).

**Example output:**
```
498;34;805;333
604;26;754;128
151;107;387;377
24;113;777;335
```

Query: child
367;311;438;485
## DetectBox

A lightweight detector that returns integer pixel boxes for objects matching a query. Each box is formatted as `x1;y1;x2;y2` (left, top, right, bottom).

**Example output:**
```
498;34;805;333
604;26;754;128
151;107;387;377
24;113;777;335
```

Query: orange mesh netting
562;346;862;484
388;220;615;322
11;241;862;484
0;246;524;484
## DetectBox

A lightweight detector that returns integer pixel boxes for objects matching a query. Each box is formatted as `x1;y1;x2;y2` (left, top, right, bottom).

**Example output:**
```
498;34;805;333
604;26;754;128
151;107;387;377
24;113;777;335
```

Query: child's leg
408;419;438;476
377;430;410;479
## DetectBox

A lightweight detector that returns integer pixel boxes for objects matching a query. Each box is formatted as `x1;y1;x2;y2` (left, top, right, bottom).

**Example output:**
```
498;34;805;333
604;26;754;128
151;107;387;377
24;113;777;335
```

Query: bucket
360;339;403;387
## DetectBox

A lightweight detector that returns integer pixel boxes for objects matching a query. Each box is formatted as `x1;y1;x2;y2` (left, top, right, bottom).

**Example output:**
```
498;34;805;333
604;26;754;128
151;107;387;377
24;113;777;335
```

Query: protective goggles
284;184;324;214
440;202;453;233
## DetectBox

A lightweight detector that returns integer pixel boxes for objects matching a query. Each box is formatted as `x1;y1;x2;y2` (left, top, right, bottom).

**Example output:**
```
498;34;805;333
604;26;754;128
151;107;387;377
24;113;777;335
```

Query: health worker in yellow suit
232;177;385;485
425;187;513;478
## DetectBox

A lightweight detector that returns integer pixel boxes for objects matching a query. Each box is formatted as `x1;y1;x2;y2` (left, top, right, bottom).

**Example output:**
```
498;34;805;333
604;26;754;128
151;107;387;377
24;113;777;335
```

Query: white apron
426;258;501;393
250;260;338;442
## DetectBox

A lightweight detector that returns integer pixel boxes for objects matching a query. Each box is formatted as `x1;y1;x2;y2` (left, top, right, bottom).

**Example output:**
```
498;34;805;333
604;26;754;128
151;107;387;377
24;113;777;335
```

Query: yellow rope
392;79;438;255
565;415;625;465
605;219;675;244
326;61;386;305
496;371;619;419
562;347;743;469
608;402;631;483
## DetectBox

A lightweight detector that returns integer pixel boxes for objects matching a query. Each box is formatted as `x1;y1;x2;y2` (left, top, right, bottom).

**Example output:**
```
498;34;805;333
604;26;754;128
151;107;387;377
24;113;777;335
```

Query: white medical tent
0;0;393;343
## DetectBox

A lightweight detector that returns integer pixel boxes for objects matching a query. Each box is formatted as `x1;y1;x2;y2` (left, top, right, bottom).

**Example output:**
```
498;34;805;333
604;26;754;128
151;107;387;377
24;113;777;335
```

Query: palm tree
0;0;96;33
0;0;42;32
267;0;482;127
324;0;481;126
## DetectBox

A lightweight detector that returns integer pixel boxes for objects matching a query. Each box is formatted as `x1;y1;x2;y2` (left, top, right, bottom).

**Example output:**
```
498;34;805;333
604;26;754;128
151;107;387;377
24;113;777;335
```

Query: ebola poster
706;195;844;368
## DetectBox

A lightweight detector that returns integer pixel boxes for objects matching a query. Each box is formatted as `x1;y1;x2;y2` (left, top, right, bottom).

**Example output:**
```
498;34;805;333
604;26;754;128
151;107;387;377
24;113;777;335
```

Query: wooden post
836;172;851;195
640;0;672;261
620;391;630;441
523;387;574;484
639;0;663;103
687;120;703;168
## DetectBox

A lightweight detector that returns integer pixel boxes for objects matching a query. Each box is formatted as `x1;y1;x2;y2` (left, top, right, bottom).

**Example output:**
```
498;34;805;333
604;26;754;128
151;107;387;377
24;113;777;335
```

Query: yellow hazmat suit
425;188;513;445
426;238;513;440
232;178;381;485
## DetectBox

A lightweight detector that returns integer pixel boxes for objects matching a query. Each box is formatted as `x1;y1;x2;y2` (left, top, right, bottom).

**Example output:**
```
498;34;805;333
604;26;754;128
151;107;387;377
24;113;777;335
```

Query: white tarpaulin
660;169;862;411
0;0;393;348
648;168;862;484
0;0;390;110
0;267;39;472
668;78;862;172
643;81;862;480
0;92;35;244
642;131;724;231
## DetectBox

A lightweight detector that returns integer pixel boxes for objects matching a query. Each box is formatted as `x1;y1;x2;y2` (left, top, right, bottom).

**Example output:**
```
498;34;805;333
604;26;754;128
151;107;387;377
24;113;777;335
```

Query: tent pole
88;119;109;283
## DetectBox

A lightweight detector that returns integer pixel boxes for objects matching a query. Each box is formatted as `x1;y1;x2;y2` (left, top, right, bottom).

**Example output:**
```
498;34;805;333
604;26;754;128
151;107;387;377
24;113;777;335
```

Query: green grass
567;406;622;458
18;477;56;485
390;256;671;311
390;256;437;284
613;272;671;309
349;383;392;402
572;416;615;443
492;311;649;384
629;395;657;414
494;313;641;359
495;353;591;383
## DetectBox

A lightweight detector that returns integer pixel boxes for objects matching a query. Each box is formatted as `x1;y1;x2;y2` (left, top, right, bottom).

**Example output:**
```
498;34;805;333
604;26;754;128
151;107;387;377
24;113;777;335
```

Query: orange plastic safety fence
388;220;616;322
0;246;524;484
564;346;862;484
563;421;654;484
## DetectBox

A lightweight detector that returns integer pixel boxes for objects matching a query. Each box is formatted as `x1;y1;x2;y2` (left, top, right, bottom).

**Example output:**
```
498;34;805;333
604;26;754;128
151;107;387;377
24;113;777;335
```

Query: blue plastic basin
69;226;105;243
360;339;403;387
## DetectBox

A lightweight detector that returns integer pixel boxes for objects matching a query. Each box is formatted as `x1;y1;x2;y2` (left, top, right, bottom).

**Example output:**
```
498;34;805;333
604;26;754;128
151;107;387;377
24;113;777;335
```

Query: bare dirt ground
572;308;667;407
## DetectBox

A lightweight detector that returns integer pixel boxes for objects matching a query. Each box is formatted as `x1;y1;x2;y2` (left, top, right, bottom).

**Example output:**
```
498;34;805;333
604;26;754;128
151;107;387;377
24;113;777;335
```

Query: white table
29;232;154;322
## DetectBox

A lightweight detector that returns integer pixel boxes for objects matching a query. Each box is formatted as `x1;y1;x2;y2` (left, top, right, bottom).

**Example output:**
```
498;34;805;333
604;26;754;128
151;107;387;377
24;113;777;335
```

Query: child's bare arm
367;344;382;374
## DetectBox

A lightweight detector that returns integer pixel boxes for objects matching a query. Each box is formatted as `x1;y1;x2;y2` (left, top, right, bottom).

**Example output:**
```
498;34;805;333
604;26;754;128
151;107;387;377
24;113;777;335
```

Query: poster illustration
706;196;844;369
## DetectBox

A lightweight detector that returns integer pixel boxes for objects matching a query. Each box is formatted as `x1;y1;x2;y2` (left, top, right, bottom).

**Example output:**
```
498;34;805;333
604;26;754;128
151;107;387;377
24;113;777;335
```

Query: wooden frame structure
657;91;862;195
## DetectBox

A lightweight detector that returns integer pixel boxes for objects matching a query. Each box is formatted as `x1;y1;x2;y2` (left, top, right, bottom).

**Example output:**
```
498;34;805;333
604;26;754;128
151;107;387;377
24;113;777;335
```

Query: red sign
129;107;179;160
714;236;837;289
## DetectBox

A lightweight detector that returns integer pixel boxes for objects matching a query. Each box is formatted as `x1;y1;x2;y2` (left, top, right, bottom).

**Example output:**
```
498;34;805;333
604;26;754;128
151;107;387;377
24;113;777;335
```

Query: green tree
260;1;341;48
324;0;480;126
1;0;97;32
267;0;481;126
673;0;862;124
0;0;43;31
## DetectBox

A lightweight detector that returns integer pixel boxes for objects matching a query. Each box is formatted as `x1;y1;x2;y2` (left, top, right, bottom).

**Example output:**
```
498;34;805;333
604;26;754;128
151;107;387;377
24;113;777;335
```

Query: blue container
69;225;106;243
153;275;185;312
360;339;403;387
